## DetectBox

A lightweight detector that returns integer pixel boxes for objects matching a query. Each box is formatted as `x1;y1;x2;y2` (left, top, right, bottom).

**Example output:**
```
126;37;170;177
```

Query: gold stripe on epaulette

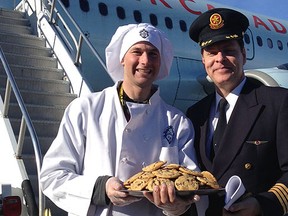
269;183;288;214
225;34;239;39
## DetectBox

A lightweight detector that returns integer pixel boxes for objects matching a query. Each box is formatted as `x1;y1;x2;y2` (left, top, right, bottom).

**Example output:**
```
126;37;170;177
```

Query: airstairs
0;7;76;216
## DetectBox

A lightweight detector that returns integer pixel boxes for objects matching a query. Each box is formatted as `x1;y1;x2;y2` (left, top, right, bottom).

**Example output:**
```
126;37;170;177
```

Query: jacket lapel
212;80;263;179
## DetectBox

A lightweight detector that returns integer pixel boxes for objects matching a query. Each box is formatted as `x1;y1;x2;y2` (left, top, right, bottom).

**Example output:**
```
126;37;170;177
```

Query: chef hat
105;23;174;82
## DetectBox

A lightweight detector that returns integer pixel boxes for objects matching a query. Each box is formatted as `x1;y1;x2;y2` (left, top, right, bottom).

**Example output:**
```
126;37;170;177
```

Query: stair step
0;64;64;80
0;22;32;34
6;103;66;121
0;8;25;19
0;88;77;106
10;118;61;137
0;14;30;26
0;41;52;57
0;75;70;93
5;53;58;68
22;136;55;155
0;32;45;47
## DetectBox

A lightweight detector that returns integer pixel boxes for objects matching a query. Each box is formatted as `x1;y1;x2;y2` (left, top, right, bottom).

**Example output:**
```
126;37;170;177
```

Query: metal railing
46;0;107;71
0;47;44;215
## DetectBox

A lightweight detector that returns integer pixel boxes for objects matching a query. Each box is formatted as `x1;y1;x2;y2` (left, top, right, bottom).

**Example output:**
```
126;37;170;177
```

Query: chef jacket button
244;163;252;170
121;157;128;163
125;128;131;133
145;109;150;114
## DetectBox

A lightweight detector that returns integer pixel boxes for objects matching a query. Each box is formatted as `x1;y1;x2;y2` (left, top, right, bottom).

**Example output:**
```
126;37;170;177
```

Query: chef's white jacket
40;82;199;215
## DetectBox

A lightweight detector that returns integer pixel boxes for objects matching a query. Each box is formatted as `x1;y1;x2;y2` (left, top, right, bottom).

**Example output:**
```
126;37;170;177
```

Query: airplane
51;0;288;112
0;0;287;215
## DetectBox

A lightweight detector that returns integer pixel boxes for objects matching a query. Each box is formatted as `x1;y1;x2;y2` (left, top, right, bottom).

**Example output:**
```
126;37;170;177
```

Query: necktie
211;98;228;160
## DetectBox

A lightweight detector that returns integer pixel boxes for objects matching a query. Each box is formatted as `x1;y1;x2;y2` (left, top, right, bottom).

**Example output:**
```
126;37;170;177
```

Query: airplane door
244;28;255;60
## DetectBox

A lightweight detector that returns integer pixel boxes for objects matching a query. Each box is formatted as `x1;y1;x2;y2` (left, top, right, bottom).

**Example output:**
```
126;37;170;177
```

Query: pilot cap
105;23;173;82
189;8;249;48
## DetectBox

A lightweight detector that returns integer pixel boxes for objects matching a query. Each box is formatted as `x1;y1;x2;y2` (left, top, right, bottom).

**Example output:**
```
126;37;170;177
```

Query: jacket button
125;128;131;133
244;163;252;170
120;157;128;163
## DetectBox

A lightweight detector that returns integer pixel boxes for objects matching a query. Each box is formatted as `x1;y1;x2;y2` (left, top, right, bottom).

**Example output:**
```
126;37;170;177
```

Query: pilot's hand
223;196;261;216
143;182;200;215
105;177;141;206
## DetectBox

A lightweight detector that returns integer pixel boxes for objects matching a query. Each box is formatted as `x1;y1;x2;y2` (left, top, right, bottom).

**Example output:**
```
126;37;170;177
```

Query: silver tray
121;188;225;197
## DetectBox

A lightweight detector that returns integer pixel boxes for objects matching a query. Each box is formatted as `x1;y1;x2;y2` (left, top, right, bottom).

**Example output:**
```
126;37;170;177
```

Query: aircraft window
133;10;142;23
244;33;250;44
150;14;158;26
98;3;108;16
277;40;283;50
256;36;263;47
79;0;89;12
165;17;173;29
267;38;273;49
116;6;126;20
179;20;187;32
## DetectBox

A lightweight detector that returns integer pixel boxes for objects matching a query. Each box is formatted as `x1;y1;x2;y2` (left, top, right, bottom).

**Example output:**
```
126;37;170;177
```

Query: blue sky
208;0;288;20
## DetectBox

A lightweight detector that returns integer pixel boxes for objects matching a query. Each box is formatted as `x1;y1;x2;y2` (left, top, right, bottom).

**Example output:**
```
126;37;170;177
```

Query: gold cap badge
209;13;224;30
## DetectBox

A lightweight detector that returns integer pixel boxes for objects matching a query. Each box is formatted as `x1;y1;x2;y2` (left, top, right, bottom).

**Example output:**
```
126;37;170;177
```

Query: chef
40;23;202;216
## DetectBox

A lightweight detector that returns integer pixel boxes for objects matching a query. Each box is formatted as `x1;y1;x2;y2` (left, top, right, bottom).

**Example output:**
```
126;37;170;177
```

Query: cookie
165;163;180;170
124;171;145;186
179;166;203;177
146;178;173;191
175;176;199;191
152;168;181;179
196;171;220;189
139;171;155;179
142;161;167;172
129;178;150;191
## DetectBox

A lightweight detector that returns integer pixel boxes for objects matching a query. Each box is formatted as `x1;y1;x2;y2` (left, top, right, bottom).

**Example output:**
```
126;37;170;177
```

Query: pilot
40;23;203;216
186;8;288;216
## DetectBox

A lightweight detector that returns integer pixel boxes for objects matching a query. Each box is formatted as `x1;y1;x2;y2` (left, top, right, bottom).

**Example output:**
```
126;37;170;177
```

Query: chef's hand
223;196;262;216
106;177;141;206
143;182;200;215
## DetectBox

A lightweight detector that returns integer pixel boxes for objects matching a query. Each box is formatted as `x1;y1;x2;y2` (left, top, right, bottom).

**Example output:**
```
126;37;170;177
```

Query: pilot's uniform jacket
40;81;199;216
186;78;288;216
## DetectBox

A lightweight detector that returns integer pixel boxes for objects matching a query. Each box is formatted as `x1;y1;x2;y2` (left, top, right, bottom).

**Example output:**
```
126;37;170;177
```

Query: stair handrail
0;47;45;216
46;0;107;71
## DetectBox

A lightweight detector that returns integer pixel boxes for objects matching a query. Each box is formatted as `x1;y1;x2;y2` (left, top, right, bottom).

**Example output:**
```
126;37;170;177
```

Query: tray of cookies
122;161;225;197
